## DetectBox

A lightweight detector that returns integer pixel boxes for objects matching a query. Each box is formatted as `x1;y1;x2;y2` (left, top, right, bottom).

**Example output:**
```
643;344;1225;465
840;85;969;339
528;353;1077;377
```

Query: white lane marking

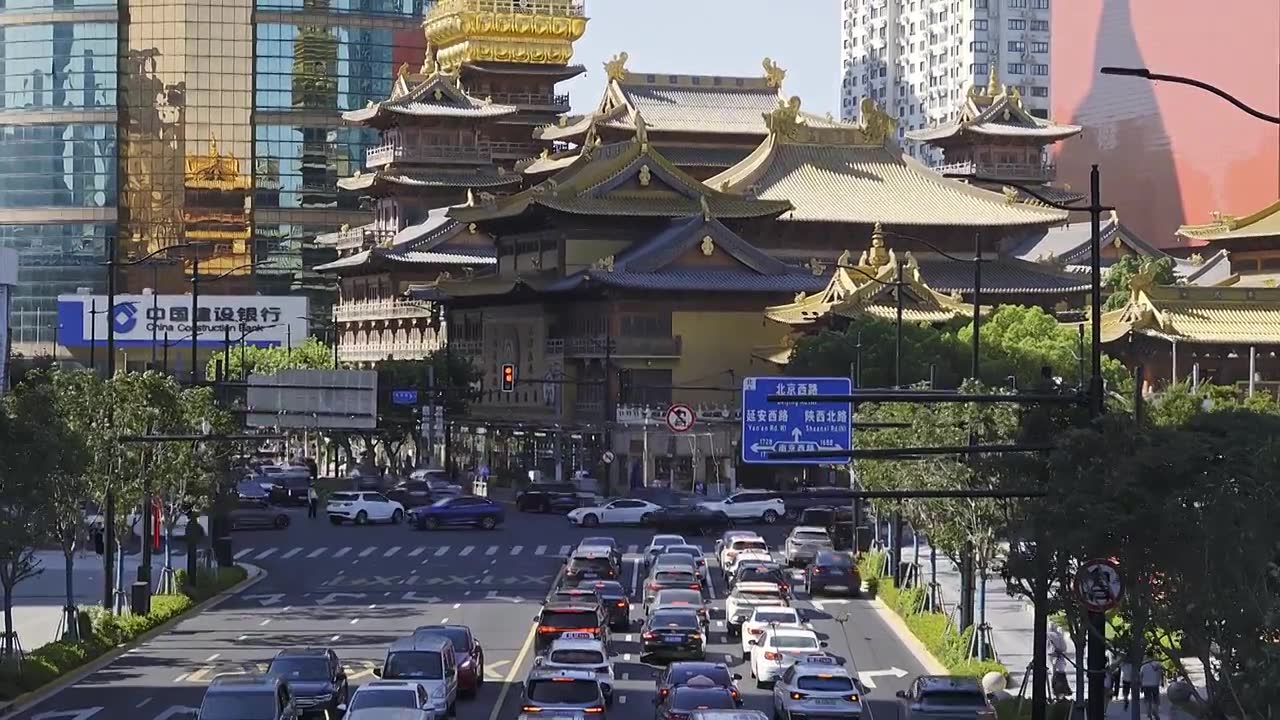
236;635;249;641
510;545;524;555
487;604;540;720
459;546;475;556
535;545;547;556
441;618;449;623
618;696;628;705
623;634;633;642
359;547;377;558
331;635;341;641
385;546;402;557
254;547;277;560
623;653;632;661
234;548;253;559
136;698;152;708
435;546;451;557
626;544;639;553
307;547;328;558
485;546;499;556
368;604;377;609
204;653;220;662
558;545;571;555
453;603;461;609
334;547;351;558
260;619;271;626
350;618;360;624
409;547;426;557
629;557;641;598
281;547;302;559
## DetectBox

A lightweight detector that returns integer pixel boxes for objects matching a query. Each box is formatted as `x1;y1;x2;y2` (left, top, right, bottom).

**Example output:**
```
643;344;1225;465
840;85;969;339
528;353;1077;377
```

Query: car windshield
650;610;700;628
348;689;418;711
330;492;357;502
581;537;614;548
732;540;768;551
579;581;623;596
655;556;696;569
199;691;277;720
526;679;601;704
798;675;855;691
549;649;606;665
657;590;701;605
816;554;853;567
384;650;444;679
739;568;782;581
651;537;684;548
430;498;455;508
921;692;988;707
266;657;328;679
540;610;598;629
671;689;735;711
771;636;819;650
735;590;784;602
753;611;798;624
568;557;613;575
794;531;830;542
417;627;469;652
670;666;732;686
664;546;701;557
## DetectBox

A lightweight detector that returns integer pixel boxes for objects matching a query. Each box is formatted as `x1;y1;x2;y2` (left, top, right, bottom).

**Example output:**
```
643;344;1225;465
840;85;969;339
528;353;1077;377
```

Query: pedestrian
307;483;319;519
1119;653;1135;709
1139;654;1165;720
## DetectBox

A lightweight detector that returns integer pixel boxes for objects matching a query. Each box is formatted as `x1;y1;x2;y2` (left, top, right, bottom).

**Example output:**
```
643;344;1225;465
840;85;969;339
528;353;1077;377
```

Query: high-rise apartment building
0;0;426;357
839;0;1053;163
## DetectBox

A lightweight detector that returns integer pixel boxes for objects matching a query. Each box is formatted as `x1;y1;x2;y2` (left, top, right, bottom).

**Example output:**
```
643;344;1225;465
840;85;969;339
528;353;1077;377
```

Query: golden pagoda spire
857;222;891;268
986;64;1000;97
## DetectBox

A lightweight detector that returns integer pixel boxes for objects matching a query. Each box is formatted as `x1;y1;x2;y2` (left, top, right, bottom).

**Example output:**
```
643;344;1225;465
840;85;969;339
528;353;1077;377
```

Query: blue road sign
741;376;853;464
391;389;419;406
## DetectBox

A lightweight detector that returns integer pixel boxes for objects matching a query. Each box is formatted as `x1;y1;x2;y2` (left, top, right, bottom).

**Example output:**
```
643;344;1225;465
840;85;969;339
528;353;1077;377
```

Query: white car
341;680;433;714
784;527;834;567
644;534;689;569
567;499;663;527
327;491;405;525
748;627;825;688
725;581;791;638
535;634;615;702
699;491;786;524
772;655;865;720
739;606;804;660
720;534;770;578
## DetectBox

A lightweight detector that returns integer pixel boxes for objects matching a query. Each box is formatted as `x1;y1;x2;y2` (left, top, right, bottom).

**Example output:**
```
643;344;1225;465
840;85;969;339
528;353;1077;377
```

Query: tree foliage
1102;255;1178;311
205;337;334;379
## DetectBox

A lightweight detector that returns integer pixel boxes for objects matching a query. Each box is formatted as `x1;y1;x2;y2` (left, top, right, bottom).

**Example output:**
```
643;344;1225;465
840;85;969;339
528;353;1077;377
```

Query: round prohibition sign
665;403;696;433
1075;557;1124;612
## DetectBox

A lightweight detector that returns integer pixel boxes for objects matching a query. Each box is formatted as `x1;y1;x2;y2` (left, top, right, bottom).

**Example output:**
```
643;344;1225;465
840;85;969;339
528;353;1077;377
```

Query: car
198;676;299;720
534;601;609;653
265;474;312;506
659;545;708;578
520;668;608;716
326;491;405;525
654;662;743;706
785;527;835;567
564;548;619;583
646;504;734;535
348;709;436;720
546;587;604;613
412;625;484;698
739;606;804;660
698;491;786;525
772;655;865;720
535;634;615;702
341;681;437;715
799;507;859;551
724;548;772;583
689;711;767;720
385;479;445;508
895;676;996;720
578;537;623;567
644;534;688;569
577;580;631;631
650;588;709;629
654;676;738;720
643;568;702;611
730;562;792;597
516;483;584;513
567;498;663;527
725;582;791;639
373;634;458;715
640;608;706;662
714;530;759;557
719;535;770;579
229;496;291;530
748;627;826;688
805;551;862;596
409;496;505;530
264;647;349;715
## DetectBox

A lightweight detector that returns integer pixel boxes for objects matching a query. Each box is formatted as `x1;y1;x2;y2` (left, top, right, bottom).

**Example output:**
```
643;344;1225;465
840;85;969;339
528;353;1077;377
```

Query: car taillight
748;627;763;635
790;692;808;700
726;551;737;560
650;582;661;590
643;631;657;640
521;707;541;713
616;600;627;607
584;708;604;714
689;584;700;589
845;694;861;702
813;567;825;574
764;651;781;660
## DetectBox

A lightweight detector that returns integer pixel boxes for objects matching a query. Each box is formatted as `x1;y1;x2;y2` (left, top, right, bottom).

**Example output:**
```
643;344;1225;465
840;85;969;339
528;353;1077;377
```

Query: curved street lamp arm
1100;67;1280;125
105;241;196;267
880;229;988;263
208;262;278;283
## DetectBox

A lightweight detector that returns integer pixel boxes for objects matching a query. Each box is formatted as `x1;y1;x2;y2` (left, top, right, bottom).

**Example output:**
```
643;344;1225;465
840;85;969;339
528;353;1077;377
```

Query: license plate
811;699;839;706
663;635;682;642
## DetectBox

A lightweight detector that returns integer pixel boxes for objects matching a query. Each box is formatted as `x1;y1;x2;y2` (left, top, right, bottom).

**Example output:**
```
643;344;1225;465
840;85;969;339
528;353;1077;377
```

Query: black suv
516;483;581;513
264;647;349;715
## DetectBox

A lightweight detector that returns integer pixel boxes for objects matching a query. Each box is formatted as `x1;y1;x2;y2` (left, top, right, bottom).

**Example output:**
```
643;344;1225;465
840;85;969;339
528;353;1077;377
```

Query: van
197;676;298;720
375;633;458;716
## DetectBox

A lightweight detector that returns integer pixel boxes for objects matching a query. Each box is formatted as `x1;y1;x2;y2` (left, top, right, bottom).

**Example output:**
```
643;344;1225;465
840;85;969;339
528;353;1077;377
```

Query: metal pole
89;299;97;370
240;334;247;379
1171;339;1178;384
895;259;904;388
139;420;153;594
162;331;170;373
854;331;862;388
849;357;861;552
223;326;231;378
332;326;339;368
891;510;903;587
191;253;200;384
1248;346;1256;397
151;264;159;366
287;324;292;361
1077;325;1086;389
1031;533;1050;720
972;231;982;379
604;305;614;489
106;234;117;377
1089;165;1103;419
442;301;454;476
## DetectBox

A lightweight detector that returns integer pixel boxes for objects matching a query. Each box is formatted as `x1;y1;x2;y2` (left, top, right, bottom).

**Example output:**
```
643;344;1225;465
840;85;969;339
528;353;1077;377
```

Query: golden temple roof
1176;199;1280;242
185;136;251;191
907;68;1081;145
1101;277;1280;345
342;69;518;125
764;225;973;327
424;0;588;72
338;167;520;192
707;98;1067;227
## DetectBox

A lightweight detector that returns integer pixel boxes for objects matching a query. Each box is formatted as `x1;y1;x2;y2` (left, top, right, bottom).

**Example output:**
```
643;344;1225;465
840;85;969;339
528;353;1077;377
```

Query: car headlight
431;686;445;698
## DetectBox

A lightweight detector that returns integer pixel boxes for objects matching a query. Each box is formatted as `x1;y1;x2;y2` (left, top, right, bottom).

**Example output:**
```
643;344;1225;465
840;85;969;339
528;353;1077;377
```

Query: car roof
580;537;616;546
542;602;600;612
650;534;686;543
793;657;850;673
414;624;469;637
748;606;797;615
669;661;730;674
272;647;330;659
814;551;852;563
917;676;984;692
360;680;426;690
527;667;600;681
654;554;696;565
570;549;612;559
208;675;281;690
548;637;608;653
766;626;819;639
650;607;700;620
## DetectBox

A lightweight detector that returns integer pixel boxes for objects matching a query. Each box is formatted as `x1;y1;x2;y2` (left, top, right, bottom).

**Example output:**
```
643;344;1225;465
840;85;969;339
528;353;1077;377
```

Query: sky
562;0;841;118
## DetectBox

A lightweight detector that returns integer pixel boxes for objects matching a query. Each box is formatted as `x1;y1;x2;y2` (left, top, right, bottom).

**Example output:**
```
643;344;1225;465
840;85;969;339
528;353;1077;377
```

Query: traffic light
617;369;633;404
501;363;516;392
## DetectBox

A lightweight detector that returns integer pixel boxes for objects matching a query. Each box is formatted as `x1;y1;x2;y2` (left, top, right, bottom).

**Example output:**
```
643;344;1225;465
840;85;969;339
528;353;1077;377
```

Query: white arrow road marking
151;707;198;720
483;659;512;681
32;707;104;720
485;590;523;603
315;592;367;606
402;591;443;602
281;547;302;559
242;593;284;607
307;547;328;558
857;667;909;688
409;546;426;557
435;546;451;557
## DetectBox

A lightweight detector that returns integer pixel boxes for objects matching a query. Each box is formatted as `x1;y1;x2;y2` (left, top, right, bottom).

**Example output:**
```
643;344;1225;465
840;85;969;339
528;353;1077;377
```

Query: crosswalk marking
358;547;377;558
307;547;327;558
510;545;523;555
384;546;401;557
558;545;572;555
435;546;450;557
485;546;498;556
254;548;277;560
334;547;351;558
234;548;254;560
221;540;735;563
459;546;475;557
626;544;639;553
281;548;302;559
409;547;425;557
535;545;547;556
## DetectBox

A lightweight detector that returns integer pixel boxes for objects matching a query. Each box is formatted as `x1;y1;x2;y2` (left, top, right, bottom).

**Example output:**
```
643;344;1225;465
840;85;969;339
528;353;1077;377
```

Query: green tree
1102;255;1178;311
205;337;334;379
784;316;967;388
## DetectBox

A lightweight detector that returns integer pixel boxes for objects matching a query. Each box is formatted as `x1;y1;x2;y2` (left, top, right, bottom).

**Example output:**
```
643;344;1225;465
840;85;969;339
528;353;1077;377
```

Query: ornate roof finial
858;97;896;145
604;51;629;82
857;222;891;268
764;96;803;138
700;236;715;256
1002;186;1019;204
986;65;1000;96
421;44;437;75
700;194;712;222
638;164;652;187
762;57;787;90
634;112;649;150
837;249;852;268
1130;268;1156;295
1008;84;1022;108
208;131;219;157
399;62;411;78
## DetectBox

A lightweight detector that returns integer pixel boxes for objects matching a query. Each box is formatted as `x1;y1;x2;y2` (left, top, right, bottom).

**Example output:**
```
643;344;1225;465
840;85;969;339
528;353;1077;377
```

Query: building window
971;18;988;30
0;22;119;110
1030;86;1049;97
1031;0;1049;8
975;0;988;7
1008;40;1026;52
255;23;424;111
1031;41;1049;53
970;40;988;52
1030;19;1049;31
1009;19;1026;30
1031;63;1049;76
1009;0;1028;7
971;62;988;76
1008;62;1026;74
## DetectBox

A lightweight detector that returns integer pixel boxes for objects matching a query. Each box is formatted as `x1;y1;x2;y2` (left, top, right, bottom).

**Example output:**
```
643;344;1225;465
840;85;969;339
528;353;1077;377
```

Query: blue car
409;496;505;531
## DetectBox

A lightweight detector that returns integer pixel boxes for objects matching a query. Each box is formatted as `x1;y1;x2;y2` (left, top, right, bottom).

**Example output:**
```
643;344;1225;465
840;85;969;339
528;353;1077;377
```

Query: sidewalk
7;550;171;653
898;541;1202;720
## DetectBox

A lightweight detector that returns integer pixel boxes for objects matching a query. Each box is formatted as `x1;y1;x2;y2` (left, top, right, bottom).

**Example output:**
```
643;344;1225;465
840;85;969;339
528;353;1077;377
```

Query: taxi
771;655;865;720
520;668;608;717
535;634;616;704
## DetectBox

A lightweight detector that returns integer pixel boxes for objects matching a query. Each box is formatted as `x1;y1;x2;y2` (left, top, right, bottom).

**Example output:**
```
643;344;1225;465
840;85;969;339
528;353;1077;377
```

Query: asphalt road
7;506;931;720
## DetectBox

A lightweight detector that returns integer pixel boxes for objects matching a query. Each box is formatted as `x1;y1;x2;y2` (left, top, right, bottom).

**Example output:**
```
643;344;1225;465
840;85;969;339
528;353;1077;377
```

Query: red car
413;624;484;696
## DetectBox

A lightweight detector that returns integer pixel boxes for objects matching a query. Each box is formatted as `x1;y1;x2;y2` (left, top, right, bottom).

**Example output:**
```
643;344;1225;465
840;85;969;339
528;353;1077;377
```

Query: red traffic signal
501;363;516;392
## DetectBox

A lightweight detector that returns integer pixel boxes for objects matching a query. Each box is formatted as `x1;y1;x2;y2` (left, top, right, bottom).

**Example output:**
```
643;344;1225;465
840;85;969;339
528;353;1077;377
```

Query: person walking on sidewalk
1118;653;1135;710
307;483;319;519
1139;654;1165;720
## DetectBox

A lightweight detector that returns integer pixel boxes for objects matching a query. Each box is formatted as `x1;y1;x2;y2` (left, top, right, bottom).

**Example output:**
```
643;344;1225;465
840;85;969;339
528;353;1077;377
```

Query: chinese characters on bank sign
56;294;308;348
740;376;853;464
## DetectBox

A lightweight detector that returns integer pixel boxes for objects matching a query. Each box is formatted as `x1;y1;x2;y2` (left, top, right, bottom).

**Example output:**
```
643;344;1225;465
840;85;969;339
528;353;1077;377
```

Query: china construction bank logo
111;301;139;333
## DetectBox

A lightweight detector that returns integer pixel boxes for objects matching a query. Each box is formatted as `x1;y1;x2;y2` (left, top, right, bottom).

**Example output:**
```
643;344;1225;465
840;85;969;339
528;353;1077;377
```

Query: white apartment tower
839;0;1053;163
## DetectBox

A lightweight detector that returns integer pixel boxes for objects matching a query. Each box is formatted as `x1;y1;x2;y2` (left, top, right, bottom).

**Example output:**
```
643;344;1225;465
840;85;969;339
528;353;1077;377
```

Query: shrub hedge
0;565;246;701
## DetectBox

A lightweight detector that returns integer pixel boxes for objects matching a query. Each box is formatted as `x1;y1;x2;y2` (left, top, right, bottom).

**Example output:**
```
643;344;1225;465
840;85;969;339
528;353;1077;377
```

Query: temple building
906;69;1084;207
1176;199;1280;286
183;137;254;291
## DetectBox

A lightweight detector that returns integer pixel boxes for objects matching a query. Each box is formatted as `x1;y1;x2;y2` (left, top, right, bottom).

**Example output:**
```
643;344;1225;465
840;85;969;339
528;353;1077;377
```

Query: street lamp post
190;259;277;384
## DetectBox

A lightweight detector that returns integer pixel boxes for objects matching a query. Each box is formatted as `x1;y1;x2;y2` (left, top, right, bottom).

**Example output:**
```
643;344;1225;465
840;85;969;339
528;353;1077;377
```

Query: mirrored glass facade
1;21;116;110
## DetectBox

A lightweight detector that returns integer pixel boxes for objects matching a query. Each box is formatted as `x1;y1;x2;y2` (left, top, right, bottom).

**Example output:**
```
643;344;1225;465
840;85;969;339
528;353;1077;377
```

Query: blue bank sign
741;376;853;464
56;294;308;348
